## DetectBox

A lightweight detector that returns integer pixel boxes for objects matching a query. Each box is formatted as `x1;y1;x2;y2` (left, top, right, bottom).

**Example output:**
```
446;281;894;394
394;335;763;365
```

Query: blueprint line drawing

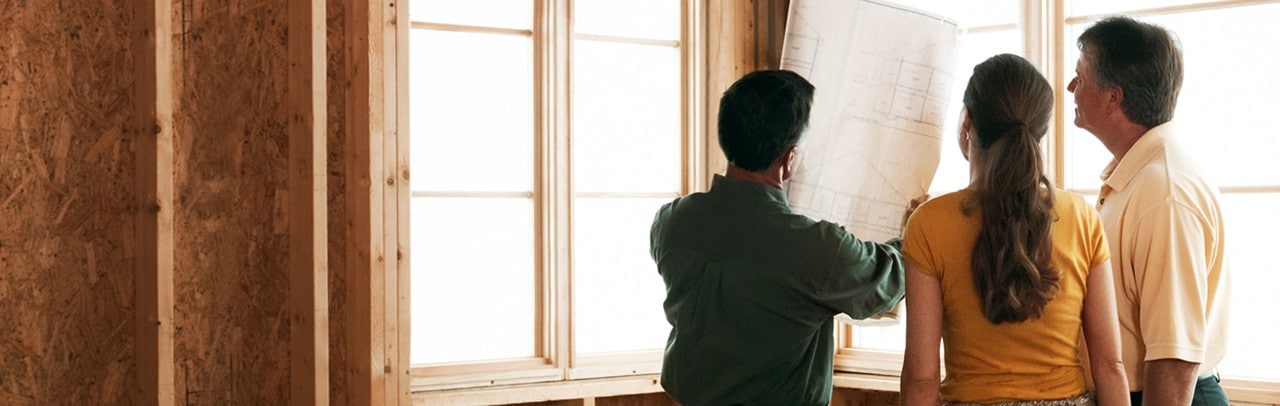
782;0;959;243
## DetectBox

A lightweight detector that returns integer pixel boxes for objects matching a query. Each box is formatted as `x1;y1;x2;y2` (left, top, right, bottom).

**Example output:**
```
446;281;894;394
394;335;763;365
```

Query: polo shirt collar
1100;122;1177;192
710;174;789;206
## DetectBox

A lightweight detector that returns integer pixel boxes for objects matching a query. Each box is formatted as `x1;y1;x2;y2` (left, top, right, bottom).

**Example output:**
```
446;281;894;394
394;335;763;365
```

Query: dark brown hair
718;70;815;171
1078;16;1183;128
963;54;1059;324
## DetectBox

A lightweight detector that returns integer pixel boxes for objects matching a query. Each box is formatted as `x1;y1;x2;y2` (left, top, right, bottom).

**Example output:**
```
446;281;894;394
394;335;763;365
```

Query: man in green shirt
650;70;906;405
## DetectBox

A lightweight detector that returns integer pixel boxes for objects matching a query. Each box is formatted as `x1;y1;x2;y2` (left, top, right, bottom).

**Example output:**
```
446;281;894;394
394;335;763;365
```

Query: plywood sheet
0;1;137;403
324;0;351;401
171;0;291;403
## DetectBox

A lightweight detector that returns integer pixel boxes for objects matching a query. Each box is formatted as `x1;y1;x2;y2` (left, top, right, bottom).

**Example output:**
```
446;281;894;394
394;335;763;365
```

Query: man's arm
817;234;905;318
1132;202;1213;403
1143;358;1199;405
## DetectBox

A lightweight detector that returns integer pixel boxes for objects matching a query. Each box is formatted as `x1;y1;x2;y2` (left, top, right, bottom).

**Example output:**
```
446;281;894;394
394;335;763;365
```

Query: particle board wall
170;1;292;403
325;0;351;401
0;2;138;404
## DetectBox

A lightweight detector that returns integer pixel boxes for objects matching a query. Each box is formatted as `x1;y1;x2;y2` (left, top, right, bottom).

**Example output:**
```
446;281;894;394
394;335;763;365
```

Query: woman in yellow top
900;54;1129;405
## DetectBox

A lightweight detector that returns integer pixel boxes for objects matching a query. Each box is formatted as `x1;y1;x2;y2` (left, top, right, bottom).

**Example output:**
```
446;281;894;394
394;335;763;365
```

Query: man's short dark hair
718;70;815;171
1078;16;1183;128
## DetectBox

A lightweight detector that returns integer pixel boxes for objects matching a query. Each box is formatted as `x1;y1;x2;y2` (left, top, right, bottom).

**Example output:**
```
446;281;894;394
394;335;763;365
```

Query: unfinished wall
0;1;138;404
171;0;292;403
325;0;351;401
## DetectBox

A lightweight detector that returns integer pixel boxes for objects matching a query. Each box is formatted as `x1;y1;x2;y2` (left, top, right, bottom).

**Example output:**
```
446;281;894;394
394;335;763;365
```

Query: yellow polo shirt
903;189;1108;403
1096;122;1231;390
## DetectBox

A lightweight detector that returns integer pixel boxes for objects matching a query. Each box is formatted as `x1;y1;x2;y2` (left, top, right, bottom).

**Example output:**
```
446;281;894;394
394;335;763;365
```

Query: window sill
408;371;1279;406
830;372;1280;406
411;374;664;405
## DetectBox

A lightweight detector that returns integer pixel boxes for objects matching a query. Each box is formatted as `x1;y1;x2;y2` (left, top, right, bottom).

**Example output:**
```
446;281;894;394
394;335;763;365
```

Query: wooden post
344;0;403;403
133;0;175;403
288;0;329;403
392;0;411;400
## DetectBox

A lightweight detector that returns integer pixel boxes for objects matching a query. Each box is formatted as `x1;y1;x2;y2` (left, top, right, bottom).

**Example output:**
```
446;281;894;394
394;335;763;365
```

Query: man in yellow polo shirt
1068;16;1232;405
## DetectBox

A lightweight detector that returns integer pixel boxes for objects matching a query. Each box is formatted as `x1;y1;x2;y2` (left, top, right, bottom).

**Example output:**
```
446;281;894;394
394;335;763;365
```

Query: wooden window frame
405;0;707;394
390;0;1280;403
835;2;1280;404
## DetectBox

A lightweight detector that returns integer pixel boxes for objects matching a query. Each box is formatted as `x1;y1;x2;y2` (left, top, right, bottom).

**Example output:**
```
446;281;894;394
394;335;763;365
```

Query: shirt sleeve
901;204;939;278
814;229;905;319
1132;201;1213;363
1077;193;1111;269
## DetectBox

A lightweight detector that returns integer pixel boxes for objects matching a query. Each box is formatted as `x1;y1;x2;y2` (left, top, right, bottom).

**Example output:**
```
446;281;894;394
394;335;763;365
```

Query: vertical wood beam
392;0;411;402
682;0;708;194
535;0;574;376
133;0;175;403
288;0;329;403
345;0;401;403
1023;0;1066;187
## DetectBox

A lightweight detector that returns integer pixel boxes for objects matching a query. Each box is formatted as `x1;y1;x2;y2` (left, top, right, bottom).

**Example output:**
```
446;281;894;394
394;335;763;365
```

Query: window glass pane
411;197;535;364
409;29;533;192
1218;193;1280;381
573;197;671;354
1149;5;1280;186
1066;3;1280;189
574;0;680;40
930;28;1024;196
410;0;532;30
890;0;1018;28
573;41;680;194
1060;23;1113;191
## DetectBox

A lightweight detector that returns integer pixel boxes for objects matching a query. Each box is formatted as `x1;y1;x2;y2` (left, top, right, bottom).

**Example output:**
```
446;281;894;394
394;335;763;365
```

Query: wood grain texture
171;0;291;403
287;0;329;403
133;0;177;403
0;1;138;403
325;0;351;401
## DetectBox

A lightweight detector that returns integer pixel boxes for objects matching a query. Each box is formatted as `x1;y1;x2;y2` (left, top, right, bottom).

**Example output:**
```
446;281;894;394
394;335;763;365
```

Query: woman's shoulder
911;190;971;219
1050;189;1096;215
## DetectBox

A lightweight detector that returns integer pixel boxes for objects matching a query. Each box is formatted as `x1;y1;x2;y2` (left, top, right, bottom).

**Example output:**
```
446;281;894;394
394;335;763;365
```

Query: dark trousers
1129;373;1229;406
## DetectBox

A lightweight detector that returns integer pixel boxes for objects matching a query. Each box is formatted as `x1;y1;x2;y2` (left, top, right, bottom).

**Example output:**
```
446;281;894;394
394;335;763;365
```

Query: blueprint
782;0;959;244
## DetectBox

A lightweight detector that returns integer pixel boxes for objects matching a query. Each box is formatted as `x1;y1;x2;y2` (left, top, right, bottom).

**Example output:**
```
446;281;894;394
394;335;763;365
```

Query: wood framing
344;0;404;403
536;0;574;378
133;0;175;403
393;0;412;401
683;0;709;194
705;0;789;185
287;0;329;403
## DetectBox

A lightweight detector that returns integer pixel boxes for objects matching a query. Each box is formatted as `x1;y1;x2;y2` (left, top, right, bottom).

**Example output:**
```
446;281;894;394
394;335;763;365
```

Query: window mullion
535;0;574;379
683;0;708;194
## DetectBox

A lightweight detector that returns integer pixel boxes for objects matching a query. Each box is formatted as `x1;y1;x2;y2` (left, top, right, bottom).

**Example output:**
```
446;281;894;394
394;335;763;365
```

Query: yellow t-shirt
903;189;1110;403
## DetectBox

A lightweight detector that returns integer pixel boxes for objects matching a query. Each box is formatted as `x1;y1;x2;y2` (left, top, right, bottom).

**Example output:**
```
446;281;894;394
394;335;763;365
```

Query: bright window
1062;0;1280;382
408;2;536;365
407;0;697;385
571;0;683;356
842;0;1280;387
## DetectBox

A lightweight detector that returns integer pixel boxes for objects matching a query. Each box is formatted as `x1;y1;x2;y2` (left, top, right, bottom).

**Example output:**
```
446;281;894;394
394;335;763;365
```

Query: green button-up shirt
650;175;905;405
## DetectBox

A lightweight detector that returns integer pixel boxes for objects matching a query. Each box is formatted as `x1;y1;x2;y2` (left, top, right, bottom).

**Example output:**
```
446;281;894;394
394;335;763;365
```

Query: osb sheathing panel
0;1;137;404
171;1;291;403
324;0;350;401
